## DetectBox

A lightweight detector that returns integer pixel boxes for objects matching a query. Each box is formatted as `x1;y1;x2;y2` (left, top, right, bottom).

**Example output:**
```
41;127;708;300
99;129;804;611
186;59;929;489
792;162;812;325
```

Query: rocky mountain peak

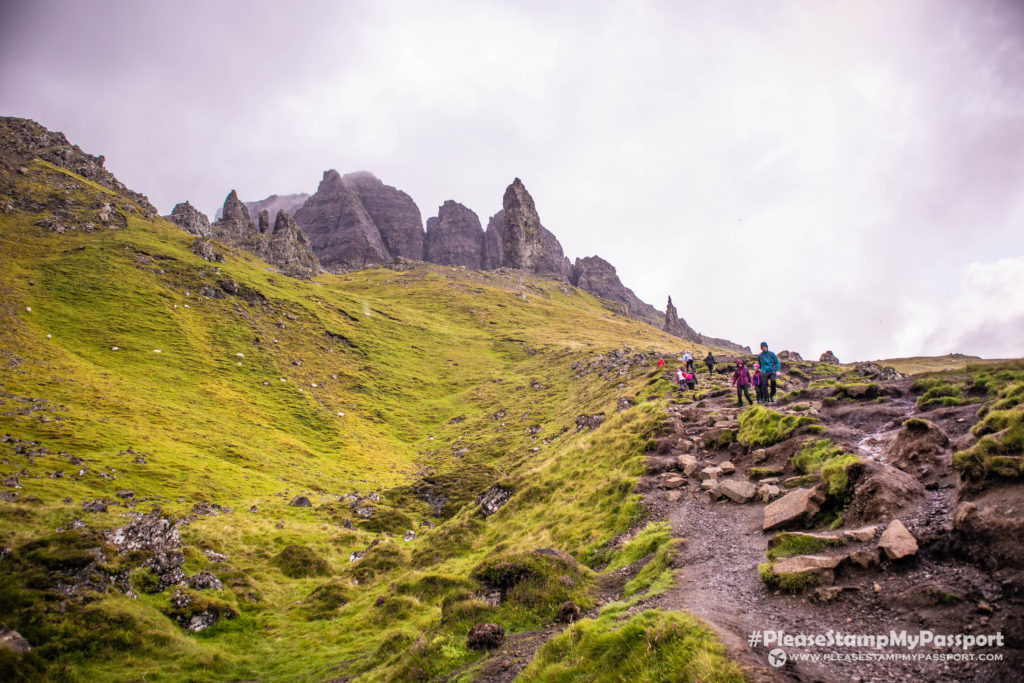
214;189;254;239
164;201;211;237
424;201;484;268
341;170;424;260
570;256;662;328
265;210;320;279
485;178;571;281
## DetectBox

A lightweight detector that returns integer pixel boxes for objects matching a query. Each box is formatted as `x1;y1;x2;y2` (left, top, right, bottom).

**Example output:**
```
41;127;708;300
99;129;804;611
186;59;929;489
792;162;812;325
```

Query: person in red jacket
657;358;665;368
731;359;754;407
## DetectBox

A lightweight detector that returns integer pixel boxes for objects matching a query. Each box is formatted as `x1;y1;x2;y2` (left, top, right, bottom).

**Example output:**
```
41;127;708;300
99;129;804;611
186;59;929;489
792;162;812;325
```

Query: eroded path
633;375;1019;682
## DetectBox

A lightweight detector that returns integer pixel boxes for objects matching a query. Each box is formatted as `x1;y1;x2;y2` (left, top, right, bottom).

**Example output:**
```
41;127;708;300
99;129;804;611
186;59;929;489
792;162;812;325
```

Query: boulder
108;510;186;589
82;499;108;513
661;476;686;490
772;553;845;585
676;454;699;476
758;483;782;503
885;419;950;472
763;487;826;531
843;525;879;543
846;463;925;524
719;461;736;475
477;485;512;516
700;466;722;481
878;519;918;560
289;495;312;508
719;480;757;504
556;601;582;623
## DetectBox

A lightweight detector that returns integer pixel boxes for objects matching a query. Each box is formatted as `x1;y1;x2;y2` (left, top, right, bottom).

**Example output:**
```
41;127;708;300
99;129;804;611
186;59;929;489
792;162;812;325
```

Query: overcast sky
2;0;1023;361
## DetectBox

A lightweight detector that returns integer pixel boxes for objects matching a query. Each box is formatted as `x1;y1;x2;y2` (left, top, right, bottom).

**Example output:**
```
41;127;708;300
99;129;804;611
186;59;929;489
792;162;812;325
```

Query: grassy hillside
0;158;742;680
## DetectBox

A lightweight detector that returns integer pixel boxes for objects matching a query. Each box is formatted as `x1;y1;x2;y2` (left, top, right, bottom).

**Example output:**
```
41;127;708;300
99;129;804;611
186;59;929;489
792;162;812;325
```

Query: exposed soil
633;376;1022;682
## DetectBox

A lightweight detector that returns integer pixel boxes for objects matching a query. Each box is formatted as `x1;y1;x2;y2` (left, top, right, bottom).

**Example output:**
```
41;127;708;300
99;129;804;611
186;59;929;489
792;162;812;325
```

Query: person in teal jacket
757;342;780;402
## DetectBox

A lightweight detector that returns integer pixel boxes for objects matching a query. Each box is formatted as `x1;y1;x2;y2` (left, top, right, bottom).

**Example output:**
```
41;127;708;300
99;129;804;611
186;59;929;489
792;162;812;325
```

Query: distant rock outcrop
571;256;662;327
663;295;701;340
209;191;319;279
424;201;485;268
483;179;572;281
820;350;840;364
265;211;320;279
164;201;211;237
293;170;392;272
243;193;309;227
340;171;424;260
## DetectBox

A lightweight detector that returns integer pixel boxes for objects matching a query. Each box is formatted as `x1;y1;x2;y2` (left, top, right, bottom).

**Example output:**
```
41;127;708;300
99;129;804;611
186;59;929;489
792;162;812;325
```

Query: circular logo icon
768;648;788;668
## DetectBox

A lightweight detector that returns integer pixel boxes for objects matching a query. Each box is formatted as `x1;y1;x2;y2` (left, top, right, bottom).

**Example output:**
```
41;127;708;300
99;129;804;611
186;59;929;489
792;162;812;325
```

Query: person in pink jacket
731;359;753;407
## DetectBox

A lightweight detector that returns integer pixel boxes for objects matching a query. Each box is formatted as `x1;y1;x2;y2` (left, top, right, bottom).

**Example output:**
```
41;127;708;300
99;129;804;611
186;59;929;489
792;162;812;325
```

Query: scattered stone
700;466;722;481
677;454;699;476
0;625;31;653
0;491;17;502
813;585;857;603
665;490;682;502
878;519;918;560
719;461;736;475
763;487;826;531
354;506;374;519
719;480;757;504
248;505;258;513
752;448;768;463
849;550;880;568
977;601;994;615
82;499;108;513
403;530;415;542
203;550;228;563
758;484;782;503
191;501;219;516
115;489;134;499
188;572;223;591
772;554;845;585
477;484;512;516
289;495;312;508
574;413;606;432
2;477;18;488
466;623;505;650
661;476;686;490
342;518;353;530
617;396;634;412
109;510;186;589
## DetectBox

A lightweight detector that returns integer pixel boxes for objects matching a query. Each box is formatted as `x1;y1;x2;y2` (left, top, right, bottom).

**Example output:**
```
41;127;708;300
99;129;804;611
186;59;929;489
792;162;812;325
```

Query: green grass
954;377;1024;483
519;609;744;682
736;405;817;447
791;439;860;496
0;156;745;680
766;532;844;561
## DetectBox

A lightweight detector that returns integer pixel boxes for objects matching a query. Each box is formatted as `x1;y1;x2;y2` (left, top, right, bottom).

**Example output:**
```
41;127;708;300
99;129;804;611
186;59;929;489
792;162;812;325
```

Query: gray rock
82;499;108;513
188;572;223;591
341;171;424;260
571;256;662;327
164;201;211;237
477;484;512;516
424;200;484;268
294;170;392;271
483;178;571;280
289;495;312;507
771;554;845;586
115;489;134;499
466;622;505;650
264;211;320;279
819;350;840;364
108;510;185;589
719;479;757;504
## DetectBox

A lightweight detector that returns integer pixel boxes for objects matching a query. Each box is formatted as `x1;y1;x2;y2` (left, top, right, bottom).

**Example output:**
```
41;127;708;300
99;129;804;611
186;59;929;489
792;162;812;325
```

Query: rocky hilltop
208;190;320;279
243;172;742;348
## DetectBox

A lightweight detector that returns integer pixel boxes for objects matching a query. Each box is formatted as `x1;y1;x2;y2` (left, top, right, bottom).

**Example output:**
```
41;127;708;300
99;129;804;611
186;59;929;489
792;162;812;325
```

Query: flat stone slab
700;466;722;481
763;487;824;531
879;519;918;560
676;454;699;476
772;553;845;578
843;525;879;543
719;479;757;504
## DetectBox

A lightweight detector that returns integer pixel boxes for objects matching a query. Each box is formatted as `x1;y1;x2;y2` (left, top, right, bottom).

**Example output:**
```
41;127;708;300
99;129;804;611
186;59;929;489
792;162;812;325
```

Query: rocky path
635;374;1018;682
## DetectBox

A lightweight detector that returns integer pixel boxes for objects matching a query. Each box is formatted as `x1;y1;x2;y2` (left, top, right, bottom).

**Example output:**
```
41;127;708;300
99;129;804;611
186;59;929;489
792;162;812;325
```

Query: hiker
757;342;780;403
685;371;697;391
675;367;686;390
731;359;754;406
683;351;694;373
657;358;665;369
704;351;715;378
752;363;766;404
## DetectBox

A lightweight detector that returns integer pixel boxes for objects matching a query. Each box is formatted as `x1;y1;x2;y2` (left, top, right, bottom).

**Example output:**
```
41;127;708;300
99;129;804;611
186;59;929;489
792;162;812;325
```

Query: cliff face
570;256;662;328
424;200;485;268
340;171;424;260
164;201;211;237
292;170;391;272
483;179;572;281
243;193;309;228
208;190;319;279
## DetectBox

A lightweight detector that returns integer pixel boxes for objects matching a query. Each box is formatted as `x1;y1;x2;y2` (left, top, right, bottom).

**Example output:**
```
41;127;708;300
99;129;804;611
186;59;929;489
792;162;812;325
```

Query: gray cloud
1;0;1022;360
